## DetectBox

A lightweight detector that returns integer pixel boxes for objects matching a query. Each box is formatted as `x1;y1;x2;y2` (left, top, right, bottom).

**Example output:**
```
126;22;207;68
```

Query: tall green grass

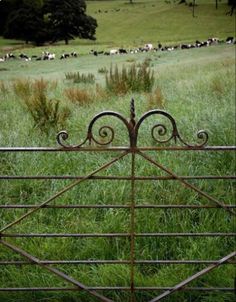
0;45;235;302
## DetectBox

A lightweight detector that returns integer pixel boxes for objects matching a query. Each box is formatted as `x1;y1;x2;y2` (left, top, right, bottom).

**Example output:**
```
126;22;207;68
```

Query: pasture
0;1;235;302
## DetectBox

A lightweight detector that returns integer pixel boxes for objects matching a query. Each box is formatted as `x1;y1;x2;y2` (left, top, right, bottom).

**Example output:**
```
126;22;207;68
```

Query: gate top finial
130;98;136;128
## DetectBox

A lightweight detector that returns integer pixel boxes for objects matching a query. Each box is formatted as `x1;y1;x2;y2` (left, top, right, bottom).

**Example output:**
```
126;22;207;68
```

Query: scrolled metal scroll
151;124;173;144
56;100;209;148
178;129;209;147
90;125;115;146
134;109;179;146
134;109;209;147
87;111;131;146
56;111;131;148
56;130;88;148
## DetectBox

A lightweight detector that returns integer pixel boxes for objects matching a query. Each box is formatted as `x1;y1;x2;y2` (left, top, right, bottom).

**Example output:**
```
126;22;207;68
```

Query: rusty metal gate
0;100;235;302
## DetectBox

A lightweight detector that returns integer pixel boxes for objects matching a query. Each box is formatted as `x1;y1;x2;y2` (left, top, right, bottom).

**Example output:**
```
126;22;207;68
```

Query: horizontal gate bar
0;260;235;265
0;287;233;292
0;146;235;152
2;233;235;238
0;175;235;180
1;204;235;209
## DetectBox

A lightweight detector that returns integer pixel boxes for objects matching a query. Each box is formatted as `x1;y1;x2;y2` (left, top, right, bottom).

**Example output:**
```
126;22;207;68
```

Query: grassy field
0;0;235;54
0;1;235;302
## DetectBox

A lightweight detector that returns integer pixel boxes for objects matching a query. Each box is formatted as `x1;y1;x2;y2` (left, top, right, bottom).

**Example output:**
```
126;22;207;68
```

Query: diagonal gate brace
0;239;114;302
148;251;236;302
0;151;128;234
138;151;235;216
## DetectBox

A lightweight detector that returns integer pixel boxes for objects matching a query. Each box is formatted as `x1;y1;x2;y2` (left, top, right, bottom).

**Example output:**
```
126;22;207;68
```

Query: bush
0;80;9;96
98;67;108;74
105;61;155;95
12;79;31;100
146;88;165;110
64;87;93;105
65;72;95;84
18;78;70;134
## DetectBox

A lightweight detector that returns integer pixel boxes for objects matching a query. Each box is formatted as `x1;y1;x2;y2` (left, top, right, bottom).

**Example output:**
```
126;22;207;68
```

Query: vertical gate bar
130;151;136;302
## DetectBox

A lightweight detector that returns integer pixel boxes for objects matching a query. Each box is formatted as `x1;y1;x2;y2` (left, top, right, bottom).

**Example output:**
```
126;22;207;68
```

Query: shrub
22;78;70;134
65;72;95;84
0;81;9;96
146;88;165;110
12;79;31;100
211;77;224;97
64;87;93;105
98;67;108;74
105;62;155;95
95;84;109;100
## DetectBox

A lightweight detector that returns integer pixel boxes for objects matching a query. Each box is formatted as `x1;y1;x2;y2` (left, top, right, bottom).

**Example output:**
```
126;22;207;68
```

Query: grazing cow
195;40;202;47
71;51;78;57
109;49;119;55
19;53;29;60
144;43;153;50
60;53;70;59
4;53;16;60
42;51;55;60
90;50;104;56
180;44;189;49
226;37;234;44
207;37;219;45
129;48;139;54
119;48;127;54
48;53;55;60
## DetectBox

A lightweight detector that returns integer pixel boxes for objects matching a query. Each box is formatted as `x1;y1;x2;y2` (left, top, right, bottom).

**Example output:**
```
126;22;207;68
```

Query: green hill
85;0;235;47
0;0;234;51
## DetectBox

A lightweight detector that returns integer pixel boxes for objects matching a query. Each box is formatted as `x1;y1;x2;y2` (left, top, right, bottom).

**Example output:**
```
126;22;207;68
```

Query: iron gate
0;100;235;302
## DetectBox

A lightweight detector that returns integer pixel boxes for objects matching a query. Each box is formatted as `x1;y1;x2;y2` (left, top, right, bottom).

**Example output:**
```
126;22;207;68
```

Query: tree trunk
216;0;218;9
192;0;196;17
65;38;68;45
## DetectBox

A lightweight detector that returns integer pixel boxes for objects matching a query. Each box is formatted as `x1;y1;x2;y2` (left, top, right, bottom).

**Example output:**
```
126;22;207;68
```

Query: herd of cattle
0;37;235;63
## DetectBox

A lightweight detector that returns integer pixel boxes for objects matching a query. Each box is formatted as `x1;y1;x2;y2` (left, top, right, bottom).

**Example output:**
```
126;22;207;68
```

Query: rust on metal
148;251;236;302
0;99;235;300
0;239;114;302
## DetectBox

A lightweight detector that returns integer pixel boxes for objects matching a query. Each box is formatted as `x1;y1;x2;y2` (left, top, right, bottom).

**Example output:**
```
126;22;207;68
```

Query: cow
4;53;16;60
226;37;234;44
71;51;78;57
60;53;70;59
109;49;119;55
144;43;153;50
119;48;128;54
19;53;29;60
207;37;219;45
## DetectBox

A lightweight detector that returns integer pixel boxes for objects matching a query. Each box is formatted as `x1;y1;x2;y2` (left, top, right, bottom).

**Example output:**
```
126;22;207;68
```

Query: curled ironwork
56;100;209;148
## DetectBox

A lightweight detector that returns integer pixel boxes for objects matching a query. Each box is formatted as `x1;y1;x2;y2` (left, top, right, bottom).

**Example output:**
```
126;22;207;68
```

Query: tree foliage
4;4;49;45
1;0;97;45
43;0;97;44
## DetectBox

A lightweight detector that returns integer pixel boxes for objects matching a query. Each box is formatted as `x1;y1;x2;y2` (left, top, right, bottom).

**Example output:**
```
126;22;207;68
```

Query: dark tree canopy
4;4;49;45
43;0;97;44
1;0;97;45
0;0;25;35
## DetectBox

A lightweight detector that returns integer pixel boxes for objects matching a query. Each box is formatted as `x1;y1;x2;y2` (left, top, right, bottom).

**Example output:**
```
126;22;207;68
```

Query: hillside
85;0;235;47
0;0;235;52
